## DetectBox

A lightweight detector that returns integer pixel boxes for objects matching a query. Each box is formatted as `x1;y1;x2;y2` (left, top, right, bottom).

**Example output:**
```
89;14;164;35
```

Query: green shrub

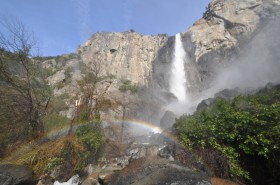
76;122;104;154
56;81;64;89
175;85;280;183
43;137;89;174
119;80;139;93
45;157;63;172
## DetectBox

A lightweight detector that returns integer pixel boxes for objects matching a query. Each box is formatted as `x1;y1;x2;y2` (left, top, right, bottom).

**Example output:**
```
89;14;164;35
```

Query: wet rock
49;166;61;180
197;88;240;111
107;157;210;185
214;88;240;100
53;174;79;185
98;171;114;185
158;145;175;160
174;145;207;174
81;177;99;185
37;174;54;185
211;177;239;185
196;98;215;111
160;110;176;129
0;164;35;185
126;144;159;162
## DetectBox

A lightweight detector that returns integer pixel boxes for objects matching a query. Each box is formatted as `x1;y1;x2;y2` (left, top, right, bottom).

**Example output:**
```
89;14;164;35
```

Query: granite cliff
42;0;280;119
77;31;168;86
181;0;280;90
63;0;280;94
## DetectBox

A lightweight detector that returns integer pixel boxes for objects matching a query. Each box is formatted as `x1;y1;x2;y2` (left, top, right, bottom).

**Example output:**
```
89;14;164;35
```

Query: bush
175;85;280;184
119;80;139;94
15;136;88;177
76;122;104;154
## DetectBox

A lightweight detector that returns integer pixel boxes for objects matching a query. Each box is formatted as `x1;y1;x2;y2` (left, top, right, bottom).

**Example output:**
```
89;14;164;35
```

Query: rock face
160;110;176;129
77;31;168;86
182;0;280;90
196;88;240;111
187;0;261;62
40;0;280;124
0;164;35;185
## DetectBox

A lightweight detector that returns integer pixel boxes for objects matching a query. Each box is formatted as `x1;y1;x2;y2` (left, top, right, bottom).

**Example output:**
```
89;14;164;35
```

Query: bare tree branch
0;18;50;141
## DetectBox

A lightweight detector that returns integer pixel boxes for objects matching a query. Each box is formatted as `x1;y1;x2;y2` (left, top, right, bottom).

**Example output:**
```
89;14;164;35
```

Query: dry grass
1;135;87;177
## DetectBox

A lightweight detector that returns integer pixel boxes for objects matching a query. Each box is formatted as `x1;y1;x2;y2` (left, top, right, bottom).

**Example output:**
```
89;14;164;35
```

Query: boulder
211;177;239;185
53;174;79;185
0;164;35;185
158;145;175;160
160;110;176;129
196;88;240;111
214;88;240;100
126;144;159;162
107;157;211;185
196;98;215;111
81;177;99;185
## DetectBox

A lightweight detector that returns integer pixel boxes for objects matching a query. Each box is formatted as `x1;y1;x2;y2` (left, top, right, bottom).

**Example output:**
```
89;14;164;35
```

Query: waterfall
169;33;188;102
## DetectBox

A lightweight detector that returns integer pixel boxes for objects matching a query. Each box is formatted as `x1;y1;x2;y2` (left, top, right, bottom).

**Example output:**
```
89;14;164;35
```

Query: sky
0;0;210;56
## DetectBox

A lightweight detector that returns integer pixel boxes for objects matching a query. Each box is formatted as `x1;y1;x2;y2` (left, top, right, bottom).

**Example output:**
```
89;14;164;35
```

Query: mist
165;19;280;117
193;20;280;106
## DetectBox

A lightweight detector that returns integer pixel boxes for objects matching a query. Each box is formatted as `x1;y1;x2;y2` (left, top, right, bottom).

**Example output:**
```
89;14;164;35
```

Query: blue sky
0;0;210;56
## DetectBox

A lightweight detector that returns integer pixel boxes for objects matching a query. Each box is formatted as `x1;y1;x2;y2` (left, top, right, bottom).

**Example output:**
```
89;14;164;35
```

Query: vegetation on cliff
0;20;107;182
0;19;52;156
175;84;280;185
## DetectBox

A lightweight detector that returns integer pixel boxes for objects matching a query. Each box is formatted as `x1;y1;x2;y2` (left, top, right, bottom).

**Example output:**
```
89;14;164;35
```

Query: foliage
42;138;89;173
75;122;104;154
175;85;280;183
76;67;114;122
45;157;63;172
63;66;73;85
0;19;52;148
119;80;139;94
117;80;140;143
33;53;80;65
11;136;88;177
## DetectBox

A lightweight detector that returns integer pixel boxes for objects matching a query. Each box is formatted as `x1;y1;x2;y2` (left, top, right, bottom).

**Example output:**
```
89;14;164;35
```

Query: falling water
169;33;188;102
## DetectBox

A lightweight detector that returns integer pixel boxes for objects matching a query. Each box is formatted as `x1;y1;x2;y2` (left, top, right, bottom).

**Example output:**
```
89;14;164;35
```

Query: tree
118;80;139;143
0;18;51;140
68;58;114;134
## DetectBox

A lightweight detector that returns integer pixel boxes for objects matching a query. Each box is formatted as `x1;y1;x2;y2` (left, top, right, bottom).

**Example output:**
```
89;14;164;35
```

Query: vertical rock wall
77;32;168;86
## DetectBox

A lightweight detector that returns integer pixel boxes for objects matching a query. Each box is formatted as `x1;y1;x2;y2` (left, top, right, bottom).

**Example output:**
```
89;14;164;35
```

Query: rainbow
42;117;179;145
103;117;179;144
105;118;163;133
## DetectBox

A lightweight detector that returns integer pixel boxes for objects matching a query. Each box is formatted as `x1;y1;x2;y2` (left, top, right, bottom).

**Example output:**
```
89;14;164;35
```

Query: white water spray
169;33;188;102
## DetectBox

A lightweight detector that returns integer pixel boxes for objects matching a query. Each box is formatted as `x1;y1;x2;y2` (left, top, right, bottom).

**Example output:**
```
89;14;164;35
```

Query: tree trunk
121;105;126;144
